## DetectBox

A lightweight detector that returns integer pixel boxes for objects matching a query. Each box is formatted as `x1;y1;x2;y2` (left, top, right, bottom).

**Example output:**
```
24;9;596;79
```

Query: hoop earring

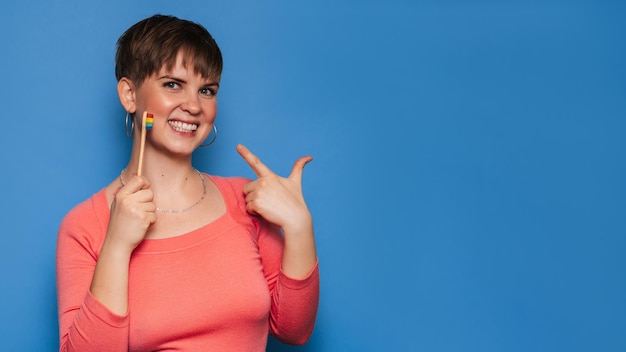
200;125;218;148
125;111;134;138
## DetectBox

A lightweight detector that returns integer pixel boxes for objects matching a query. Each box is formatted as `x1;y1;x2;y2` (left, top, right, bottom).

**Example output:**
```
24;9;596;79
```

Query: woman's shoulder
206;174;253;203
205;174;258;226
208;175;252;191
58;188;109;241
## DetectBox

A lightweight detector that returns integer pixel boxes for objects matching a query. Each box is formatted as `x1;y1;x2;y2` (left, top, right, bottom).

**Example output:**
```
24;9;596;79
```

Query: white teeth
168;120;198;132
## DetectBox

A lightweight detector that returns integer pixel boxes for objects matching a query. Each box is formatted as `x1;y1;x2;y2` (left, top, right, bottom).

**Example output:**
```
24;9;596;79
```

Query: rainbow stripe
145;113;154;130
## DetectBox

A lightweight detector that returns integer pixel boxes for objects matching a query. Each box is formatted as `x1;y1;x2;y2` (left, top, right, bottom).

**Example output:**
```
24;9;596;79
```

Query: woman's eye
200;87;217;97
164;81;180;89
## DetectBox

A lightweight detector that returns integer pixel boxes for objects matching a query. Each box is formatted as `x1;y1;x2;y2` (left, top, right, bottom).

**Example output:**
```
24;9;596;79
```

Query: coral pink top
56;175;319;352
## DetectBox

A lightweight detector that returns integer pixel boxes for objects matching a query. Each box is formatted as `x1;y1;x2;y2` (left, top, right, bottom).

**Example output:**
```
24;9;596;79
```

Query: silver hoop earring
125;111;134;138
200;125;218;148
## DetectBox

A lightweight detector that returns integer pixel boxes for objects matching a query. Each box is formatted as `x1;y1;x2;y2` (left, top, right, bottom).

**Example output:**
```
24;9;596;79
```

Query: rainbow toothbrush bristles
145;113;154;129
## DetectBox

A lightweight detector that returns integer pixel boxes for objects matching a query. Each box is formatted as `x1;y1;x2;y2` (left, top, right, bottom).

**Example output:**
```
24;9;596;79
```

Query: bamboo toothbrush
137;111;154;176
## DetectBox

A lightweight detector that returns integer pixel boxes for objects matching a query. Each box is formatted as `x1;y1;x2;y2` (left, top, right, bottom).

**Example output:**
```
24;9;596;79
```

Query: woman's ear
117;78;137;114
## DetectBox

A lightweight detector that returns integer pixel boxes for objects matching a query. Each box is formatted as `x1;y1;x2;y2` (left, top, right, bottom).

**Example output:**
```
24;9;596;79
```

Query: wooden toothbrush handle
137;111;147;176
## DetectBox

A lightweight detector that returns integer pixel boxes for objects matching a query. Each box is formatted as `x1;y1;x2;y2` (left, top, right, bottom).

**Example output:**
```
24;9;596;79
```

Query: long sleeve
56;192;130;351
227;177;320;345
268;258;320;345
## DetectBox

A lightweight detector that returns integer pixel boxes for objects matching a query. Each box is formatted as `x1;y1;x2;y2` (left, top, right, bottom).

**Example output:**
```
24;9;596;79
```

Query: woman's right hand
106;175;157;253
89;175;156;315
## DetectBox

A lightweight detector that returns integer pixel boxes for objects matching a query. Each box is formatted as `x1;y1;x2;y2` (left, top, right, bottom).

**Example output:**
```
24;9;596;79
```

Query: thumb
289;156;313;184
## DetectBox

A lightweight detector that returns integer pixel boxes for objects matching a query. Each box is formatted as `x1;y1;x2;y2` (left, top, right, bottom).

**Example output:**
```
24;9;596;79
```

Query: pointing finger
236;144;274;177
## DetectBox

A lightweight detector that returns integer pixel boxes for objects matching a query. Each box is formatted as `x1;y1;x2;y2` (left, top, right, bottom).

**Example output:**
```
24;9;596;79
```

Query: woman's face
133;53;219;156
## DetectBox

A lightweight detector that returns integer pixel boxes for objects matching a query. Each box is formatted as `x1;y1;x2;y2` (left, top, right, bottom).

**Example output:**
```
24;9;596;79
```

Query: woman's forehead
159;51;220;80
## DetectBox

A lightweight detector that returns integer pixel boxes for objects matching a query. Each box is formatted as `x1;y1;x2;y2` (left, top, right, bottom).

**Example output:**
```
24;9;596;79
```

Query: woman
56;14;319;351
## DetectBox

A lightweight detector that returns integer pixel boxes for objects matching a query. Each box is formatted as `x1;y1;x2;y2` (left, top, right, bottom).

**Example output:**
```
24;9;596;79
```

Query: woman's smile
168;120;199;133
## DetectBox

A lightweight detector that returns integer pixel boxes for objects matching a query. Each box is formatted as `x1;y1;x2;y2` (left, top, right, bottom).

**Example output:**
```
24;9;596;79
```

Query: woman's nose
181;92;201;115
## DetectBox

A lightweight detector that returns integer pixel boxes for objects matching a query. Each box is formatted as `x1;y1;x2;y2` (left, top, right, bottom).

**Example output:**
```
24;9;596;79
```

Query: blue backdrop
1;1;624;351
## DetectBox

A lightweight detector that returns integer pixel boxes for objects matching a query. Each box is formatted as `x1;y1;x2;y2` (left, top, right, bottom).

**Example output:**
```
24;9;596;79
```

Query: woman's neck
123;149;204;210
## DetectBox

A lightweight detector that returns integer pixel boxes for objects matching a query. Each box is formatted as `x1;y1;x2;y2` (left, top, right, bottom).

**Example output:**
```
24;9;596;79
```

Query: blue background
1;1;624;351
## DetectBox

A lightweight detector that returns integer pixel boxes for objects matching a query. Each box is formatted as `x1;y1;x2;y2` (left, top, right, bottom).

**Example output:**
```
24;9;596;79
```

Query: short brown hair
115;15;223;85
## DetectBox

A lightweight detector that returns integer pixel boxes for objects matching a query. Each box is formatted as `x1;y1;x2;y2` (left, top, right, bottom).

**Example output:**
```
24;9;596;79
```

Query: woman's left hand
236;144;313;234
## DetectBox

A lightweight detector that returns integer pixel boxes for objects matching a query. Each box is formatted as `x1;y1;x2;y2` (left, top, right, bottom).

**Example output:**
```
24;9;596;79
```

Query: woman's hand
107;175;157;253
237;144;317;279
236;144;312;234
90;175;156;315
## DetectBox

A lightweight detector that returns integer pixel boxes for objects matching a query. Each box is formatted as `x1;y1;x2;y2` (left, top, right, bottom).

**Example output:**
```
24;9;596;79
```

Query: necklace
119;168;207;214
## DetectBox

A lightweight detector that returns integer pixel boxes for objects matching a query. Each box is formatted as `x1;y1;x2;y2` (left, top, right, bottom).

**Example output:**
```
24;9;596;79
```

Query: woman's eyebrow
157;75;186;83
157;75;219;87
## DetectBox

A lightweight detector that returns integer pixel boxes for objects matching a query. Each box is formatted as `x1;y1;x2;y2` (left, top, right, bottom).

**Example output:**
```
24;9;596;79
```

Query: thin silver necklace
119;168;207;214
